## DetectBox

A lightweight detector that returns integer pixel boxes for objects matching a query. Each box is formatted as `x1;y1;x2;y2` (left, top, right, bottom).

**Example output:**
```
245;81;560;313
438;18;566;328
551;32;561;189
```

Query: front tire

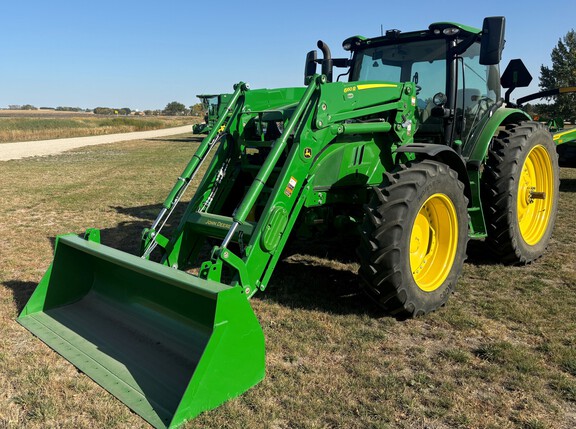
358;160;469;317
482;121;559;264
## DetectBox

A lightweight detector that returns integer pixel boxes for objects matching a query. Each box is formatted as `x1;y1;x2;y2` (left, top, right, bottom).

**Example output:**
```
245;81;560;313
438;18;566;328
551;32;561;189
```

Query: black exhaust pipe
317;40;333;82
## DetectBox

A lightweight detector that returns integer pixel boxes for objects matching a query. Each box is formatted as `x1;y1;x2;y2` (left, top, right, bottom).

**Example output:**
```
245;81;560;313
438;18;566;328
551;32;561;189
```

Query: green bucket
18;234;265;429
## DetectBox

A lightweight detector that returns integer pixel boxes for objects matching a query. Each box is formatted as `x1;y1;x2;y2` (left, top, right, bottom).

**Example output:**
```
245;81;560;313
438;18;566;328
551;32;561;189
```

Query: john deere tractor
18;17;559;429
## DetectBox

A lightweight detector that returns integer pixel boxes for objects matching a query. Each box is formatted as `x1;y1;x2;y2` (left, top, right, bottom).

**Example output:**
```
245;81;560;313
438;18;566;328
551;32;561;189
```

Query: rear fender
395;144;471;201
463;107;531;163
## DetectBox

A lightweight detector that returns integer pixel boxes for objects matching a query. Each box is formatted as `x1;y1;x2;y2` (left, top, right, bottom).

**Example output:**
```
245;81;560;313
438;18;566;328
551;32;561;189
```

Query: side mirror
304;50;317;85
500;58;533;103
480;16;505;65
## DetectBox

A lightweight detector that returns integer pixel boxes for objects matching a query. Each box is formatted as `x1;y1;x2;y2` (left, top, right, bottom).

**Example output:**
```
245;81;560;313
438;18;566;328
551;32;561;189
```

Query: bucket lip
58;235;234;298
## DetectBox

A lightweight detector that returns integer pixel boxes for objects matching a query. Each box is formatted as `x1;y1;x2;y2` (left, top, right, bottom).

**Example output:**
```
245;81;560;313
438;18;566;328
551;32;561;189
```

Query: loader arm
151;75;418;298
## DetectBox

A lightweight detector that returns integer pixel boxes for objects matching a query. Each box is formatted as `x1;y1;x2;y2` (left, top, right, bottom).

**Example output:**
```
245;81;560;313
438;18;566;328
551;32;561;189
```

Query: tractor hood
242;81;411;128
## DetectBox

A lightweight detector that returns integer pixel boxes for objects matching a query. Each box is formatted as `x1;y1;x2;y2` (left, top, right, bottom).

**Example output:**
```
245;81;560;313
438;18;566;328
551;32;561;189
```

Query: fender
395;143;471;201
463;106;531;163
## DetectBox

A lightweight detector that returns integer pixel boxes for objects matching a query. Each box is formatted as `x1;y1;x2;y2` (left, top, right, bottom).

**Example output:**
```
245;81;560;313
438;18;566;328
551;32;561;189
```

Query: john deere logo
304;147;312;158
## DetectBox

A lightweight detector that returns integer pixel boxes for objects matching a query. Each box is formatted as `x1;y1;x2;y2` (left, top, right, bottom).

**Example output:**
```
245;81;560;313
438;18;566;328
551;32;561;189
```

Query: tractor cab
307;17;507;148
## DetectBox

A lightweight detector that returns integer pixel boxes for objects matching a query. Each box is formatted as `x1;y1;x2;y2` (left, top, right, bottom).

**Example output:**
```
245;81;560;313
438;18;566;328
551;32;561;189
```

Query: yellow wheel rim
517;145;554;245
410;193;458;292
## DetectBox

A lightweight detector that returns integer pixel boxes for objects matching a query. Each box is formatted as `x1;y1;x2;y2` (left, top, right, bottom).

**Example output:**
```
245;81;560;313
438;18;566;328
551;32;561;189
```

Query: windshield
351;39;448;108
351;37;501;143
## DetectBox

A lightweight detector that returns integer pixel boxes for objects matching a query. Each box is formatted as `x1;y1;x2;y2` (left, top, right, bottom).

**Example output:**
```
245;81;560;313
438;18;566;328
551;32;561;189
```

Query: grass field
0;135;575;429
0;112;196;143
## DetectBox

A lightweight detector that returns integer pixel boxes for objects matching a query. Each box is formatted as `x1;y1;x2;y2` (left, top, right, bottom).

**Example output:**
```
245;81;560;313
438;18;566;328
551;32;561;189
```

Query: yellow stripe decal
357;83;398;90
553;129;576;139
559;86;576;93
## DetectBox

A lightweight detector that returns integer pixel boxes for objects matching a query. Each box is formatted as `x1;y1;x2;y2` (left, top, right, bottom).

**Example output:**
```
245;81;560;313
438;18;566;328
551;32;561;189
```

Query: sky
0;1;574;111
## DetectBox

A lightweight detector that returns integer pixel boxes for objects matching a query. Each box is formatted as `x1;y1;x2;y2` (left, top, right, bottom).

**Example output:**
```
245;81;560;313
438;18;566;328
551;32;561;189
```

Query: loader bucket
18;234;265;429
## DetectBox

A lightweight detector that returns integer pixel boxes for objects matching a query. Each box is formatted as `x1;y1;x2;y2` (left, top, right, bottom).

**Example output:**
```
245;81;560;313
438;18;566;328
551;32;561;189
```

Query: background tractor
18;16;560;429
516;87;576;166
192;93;232;134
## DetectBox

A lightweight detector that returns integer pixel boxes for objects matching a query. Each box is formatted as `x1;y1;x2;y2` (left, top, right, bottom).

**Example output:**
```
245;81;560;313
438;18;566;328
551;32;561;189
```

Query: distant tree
163;101;186;116
539;29;576;121
56;106;83;112
21;104;37;110
94;107;113;115
190;103;204;116
118;107;131;115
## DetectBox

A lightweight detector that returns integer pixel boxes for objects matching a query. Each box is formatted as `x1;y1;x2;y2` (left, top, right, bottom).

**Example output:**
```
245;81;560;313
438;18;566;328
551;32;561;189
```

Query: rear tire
358;160;469;317
482;121;559;264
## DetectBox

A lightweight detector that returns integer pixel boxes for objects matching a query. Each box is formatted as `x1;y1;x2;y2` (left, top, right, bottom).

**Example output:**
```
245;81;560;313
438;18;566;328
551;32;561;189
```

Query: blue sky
0;1;574;110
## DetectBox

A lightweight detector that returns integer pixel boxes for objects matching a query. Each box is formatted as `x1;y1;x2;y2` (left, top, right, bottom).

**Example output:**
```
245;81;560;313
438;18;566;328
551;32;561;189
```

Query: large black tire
358;160;469;317
482;121;560;264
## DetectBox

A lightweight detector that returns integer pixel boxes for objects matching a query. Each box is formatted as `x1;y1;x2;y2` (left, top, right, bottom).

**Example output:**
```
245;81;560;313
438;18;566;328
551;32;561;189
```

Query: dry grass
0;136;575;429
0;113;197;143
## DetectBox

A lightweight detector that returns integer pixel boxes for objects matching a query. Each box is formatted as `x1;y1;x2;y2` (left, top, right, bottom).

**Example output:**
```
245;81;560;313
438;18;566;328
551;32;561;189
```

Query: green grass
0;114;195;143
0;136;575;428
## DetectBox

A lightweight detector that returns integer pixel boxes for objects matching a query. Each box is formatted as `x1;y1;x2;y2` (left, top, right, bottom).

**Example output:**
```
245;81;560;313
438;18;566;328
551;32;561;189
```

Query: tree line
5;102;205;117
532;29;576;123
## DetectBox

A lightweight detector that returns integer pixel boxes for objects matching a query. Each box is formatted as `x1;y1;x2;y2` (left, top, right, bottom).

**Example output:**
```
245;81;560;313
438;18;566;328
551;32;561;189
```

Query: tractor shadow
560;177;576;193
144;135;204;144
464;240;503;266
2;280;38;314
260;237;385;317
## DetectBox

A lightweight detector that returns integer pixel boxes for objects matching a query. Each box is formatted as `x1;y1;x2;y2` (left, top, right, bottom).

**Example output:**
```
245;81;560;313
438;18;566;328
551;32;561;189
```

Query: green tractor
192;93;232;134
18;16;559;429
516;87;576;166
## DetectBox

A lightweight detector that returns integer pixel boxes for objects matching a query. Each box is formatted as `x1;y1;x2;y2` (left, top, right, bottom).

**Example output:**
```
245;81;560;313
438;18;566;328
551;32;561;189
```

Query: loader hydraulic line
162;83;247;211
142;83;248;258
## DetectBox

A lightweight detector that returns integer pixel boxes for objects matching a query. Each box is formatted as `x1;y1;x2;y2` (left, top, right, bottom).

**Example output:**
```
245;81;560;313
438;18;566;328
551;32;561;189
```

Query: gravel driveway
0;125;192;161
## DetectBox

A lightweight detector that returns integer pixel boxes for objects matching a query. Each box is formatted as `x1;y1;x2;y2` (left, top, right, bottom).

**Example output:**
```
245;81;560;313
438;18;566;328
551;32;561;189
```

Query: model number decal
345;83;399;94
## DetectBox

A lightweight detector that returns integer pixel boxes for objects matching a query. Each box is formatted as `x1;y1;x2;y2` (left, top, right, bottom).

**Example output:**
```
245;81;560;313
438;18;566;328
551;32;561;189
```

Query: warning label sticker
284;176;297;197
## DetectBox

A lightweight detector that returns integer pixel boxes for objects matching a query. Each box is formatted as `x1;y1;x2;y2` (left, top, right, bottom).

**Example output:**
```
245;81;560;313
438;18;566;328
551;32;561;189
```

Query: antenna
381;24;383;36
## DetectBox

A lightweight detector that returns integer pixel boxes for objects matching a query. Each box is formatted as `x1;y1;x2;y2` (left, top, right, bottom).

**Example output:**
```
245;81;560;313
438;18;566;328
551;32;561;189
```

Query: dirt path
0;125;192;161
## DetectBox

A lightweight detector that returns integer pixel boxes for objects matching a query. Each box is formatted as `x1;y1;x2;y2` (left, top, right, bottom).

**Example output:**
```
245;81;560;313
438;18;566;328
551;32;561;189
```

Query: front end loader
19;16;559;428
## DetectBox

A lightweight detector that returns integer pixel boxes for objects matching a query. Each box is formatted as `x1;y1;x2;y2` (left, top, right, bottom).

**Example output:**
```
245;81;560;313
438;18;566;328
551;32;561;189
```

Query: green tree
539;29;576;121
190;103;204;116
94;107;113;115
163;101;186;116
